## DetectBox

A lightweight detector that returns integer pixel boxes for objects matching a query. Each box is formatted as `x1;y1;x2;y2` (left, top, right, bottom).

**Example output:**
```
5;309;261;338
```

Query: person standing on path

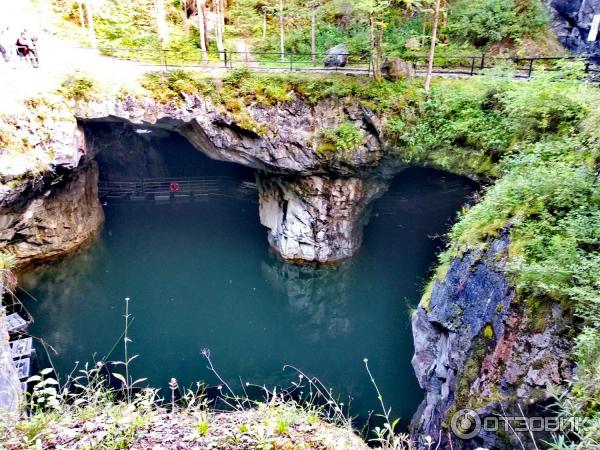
0;27;10;63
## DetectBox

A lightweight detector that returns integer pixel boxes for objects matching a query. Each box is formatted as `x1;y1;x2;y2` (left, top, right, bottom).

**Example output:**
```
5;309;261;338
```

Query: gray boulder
324;44;349;67
381;57;415;80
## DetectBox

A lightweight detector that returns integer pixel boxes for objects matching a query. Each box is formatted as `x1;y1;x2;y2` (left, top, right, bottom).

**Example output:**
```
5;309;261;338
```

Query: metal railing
99;176;257;201
405;54;600;80
94;46;599;80
3;43;598;81
95;46;372;74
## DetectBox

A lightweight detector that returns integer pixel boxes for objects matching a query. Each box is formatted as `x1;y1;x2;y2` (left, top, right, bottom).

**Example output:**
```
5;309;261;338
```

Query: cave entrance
85;121;256;202
18;121;477;431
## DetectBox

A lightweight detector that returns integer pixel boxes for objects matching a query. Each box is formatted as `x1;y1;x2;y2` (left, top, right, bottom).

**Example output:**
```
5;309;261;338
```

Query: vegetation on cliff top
419;67;600;448
15;62;595;448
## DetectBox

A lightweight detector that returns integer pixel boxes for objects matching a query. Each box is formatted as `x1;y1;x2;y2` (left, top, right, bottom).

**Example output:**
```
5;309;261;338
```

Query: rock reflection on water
19;240;109;360
262;257;353;342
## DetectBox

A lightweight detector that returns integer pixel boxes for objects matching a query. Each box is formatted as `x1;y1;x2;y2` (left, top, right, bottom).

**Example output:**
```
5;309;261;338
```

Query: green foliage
320;123;363;153
59;74;97;101
93;0;161;49
483;324;494;340
447;0;549;47
0;252;16;270
141;70;215;104
421;70;599;448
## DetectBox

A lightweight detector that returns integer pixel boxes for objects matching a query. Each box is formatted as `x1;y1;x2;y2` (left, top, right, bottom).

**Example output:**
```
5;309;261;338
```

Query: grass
5;60;599;449
0;297;425;449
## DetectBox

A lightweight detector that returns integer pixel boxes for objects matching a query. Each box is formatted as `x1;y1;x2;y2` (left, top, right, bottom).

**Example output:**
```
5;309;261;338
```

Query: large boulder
381;57;415;81
324;44;349;67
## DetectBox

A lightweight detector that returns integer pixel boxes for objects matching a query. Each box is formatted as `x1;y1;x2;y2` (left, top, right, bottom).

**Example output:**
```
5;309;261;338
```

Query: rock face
381;57;416;81
80;95;386;176
78;95;393;264
2;92;397;266
324;44;350;67
257;174;388;263
549;0;600;59
411;235;573;449
0;164;104;268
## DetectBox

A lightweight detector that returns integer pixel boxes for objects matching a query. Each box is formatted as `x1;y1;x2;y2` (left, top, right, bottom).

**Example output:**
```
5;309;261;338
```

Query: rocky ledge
410;234;573;449
1;92;399;266
0;163;104;268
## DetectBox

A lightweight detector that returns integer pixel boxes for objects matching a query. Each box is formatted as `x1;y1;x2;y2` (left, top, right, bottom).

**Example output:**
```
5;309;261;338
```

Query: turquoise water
19;134;476;428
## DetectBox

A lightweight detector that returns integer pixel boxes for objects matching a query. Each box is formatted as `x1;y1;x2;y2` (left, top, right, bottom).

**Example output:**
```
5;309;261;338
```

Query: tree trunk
262;9;267;40
215;0;225;60
279;0;285;63
182;0;189;35
424;0;442;96
311;3;316;66
154;0;169;47
78;1;85;29
376;22;383;80
196;0;208;61
84;0;96;48
369;12;376;79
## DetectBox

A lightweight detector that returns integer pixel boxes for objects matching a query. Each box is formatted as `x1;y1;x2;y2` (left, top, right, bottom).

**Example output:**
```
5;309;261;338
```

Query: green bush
447;0;548;47
320;123;363;153
59;74;97;101
0;252;16;270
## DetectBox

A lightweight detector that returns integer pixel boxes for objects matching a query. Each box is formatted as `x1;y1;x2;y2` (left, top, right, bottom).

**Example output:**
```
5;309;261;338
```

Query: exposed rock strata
79;95;387;176
549;0;600;59
257;174;389;263
0;164;104;268
1;93;396;266
410;235;573;449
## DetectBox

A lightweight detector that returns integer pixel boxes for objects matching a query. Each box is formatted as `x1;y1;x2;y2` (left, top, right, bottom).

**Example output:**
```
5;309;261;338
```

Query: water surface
20;134;476;428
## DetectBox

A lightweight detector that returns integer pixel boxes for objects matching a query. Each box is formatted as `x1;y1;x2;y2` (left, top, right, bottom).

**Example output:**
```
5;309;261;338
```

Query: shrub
0;252;16;270
320;123;363;153
59;74;97;101
447;0;548;47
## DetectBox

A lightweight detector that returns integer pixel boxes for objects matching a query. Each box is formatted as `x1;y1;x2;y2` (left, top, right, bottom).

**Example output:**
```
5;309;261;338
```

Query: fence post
527;58;534;78
162;49;168;71
367;51;372;78
289;53;293;71
223;50;228;68
470;57;476;76
480;53;485;70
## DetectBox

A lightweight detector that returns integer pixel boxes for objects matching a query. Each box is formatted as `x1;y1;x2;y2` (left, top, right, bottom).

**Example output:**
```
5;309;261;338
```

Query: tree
84;0;96;48
261;6;267;40
214;0;225;59
153;0;169;46
279;0;285;62
196;0;208;60
181;0;189;35
78;1;85;29
310;1;317;65
424;0;441;96
355;0;389;80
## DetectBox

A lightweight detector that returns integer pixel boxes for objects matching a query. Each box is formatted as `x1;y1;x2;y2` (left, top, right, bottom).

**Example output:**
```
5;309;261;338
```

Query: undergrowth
0;298;428;449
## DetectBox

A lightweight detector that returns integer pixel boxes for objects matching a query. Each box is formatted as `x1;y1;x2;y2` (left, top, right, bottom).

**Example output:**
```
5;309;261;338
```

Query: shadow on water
19;127;478;431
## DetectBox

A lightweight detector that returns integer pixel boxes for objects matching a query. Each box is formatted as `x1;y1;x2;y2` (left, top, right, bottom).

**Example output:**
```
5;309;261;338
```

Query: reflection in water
20;241;110;360
20;166;477;429
262;259;354;342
